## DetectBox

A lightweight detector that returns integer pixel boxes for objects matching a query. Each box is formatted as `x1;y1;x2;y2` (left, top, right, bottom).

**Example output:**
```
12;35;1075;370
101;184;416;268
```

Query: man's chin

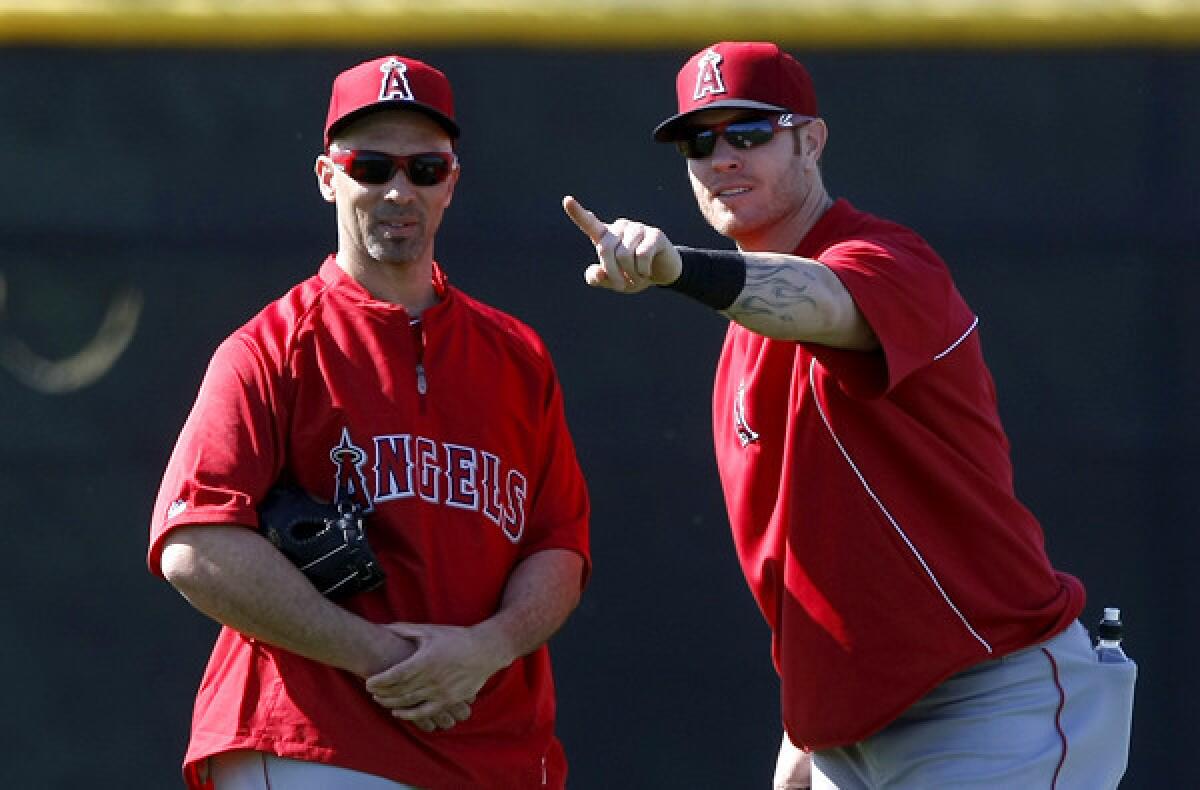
368;240;425;267
702;205;745;237
714;208;777;243
709;216;752;241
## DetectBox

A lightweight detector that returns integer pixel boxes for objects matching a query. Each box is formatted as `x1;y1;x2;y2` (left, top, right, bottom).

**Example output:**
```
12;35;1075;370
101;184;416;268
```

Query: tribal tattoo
724;256;820;330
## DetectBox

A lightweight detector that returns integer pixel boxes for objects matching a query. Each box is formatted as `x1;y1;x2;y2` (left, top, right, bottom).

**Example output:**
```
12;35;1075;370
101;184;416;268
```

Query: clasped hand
366;622;507;733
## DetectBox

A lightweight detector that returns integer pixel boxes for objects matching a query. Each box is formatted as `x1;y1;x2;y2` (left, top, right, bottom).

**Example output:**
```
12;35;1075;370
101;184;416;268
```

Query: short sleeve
805;237;973;399
521;358;592;589
146;333;288;576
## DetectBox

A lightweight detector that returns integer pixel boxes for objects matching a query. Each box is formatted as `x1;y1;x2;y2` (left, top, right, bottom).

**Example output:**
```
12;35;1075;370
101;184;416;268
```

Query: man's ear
803;119;829;163
314;154;337;203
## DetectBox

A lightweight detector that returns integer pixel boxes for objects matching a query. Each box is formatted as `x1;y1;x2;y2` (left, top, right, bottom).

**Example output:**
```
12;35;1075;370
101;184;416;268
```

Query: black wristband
662;246;747;311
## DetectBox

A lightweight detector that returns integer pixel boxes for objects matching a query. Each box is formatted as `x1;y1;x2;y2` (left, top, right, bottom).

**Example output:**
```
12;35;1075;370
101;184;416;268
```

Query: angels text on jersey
330;427;529;543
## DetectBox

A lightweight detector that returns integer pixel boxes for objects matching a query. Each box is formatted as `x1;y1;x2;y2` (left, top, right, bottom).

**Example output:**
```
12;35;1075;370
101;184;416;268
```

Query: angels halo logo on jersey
734;380;760;448
693;48;727;101
328;426;529;543
331;427;374;512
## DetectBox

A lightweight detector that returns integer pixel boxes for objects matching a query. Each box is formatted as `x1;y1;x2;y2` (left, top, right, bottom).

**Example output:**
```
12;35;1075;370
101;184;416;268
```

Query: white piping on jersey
807;356;993;654
933;315;979;361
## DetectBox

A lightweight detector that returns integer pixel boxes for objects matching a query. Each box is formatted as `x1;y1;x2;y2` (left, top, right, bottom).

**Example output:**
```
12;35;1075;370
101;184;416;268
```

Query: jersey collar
318;255;452;312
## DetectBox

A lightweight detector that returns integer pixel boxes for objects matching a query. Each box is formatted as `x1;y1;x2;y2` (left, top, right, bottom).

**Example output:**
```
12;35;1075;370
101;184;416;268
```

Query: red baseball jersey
712;200;1084;751
148;257;590;789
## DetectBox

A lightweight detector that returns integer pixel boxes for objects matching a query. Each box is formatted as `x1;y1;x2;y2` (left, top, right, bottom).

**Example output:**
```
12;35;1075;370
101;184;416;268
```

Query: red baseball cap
324;55;459;148
652;42;818;142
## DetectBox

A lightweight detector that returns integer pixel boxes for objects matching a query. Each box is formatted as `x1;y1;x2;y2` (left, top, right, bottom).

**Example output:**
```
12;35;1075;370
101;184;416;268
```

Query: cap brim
652;99;789;142
327;101;460;146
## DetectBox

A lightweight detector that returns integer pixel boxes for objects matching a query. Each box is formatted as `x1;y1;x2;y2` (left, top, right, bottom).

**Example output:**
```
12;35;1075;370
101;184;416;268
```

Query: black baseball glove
256;486;385;600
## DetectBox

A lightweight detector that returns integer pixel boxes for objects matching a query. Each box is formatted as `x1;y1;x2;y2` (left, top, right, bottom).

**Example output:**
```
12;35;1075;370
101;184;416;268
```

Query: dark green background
2;46;1195;787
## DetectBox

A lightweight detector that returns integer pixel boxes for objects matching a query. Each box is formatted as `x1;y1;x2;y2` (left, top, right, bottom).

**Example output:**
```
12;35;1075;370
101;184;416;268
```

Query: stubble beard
696;163;809;248
364;214;430;267
367;235;425;267
697;192;769;245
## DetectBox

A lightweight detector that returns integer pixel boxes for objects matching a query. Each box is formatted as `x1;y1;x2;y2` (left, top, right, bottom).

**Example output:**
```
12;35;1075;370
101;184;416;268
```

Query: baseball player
148;55;590;789
564;42;1136;788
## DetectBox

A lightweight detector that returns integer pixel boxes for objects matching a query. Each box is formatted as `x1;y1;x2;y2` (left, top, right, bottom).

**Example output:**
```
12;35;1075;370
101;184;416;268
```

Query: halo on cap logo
693;48;727;101
378;57;415;102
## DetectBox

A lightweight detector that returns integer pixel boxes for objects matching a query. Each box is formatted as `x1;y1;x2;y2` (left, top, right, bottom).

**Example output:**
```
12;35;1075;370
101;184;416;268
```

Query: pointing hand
562;195;682;293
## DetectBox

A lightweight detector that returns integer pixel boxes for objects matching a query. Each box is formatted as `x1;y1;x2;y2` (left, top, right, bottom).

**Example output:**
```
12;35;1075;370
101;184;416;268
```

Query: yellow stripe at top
2;0;1200;48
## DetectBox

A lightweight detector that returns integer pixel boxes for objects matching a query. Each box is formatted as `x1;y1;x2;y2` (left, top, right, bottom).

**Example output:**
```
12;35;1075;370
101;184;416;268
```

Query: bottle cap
1098;606;1123;640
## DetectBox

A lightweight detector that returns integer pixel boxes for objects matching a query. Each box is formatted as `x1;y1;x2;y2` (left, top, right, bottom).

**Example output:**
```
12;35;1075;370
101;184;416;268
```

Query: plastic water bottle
1095;607;1129;663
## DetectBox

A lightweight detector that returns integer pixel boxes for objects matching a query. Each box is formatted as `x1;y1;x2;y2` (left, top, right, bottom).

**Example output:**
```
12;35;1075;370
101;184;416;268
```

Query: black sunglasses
330;149;456;187
675;115;806;160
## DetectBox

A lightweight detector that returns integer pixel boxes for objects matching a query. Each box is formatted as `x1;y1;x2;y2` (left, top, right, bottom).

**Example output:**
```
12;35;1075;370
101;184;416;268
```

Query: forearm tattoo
724;257;820;330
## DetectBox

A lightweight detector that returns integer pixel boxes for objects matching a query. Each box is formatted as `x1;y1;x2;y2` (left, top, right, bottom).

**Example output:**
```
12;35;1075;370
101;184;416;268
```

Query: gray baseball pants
812;620;1137;789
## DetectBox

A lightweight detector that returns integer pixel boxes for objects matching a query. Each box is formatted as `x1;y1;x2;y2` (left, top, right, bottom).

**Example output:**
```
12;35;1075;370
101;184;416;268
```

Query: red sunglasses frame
329;149;457;186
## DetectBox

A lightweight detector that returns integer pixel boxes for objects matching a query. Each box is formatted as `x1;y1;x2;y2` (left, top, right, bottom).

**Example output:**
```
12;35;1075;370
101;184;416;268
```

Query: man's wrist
471;618;519;672
661;246;747;311
356;626;415;678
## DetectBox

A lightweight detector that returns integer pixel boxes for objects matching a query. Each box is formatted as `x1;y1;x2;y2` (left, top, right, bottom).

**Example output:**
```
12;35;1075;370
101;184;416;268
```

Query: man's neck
336;252;439;316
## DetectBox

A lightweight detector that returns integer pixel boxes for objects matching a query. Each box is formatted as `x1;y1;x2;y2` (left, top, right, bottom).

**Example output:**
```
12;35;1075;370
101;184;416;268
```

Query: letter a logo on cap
693;49;726;101
378;57;415;102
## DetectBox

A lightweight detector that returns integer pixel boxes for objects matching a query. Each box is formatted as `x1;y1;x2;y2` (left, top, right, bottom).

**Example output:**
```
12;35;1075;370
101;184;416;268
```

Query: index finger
562;195;609;244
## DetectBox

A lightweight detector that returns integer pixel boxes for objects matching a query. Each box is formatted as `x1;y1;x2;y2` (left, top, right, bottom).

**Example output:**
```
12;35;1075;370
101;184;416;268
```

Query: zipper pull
410;317;428;397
